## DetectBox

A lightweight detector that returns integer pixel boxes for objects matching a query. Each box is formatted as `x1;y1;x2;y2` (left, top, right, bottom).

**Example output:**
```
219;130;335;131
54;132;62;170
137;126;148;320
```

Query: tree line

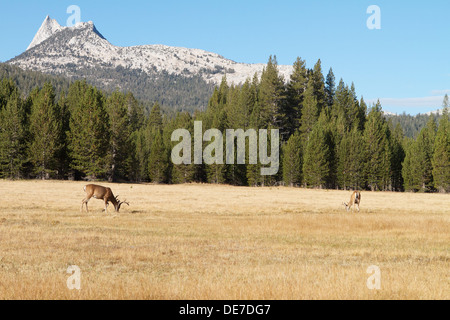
387;112;444;139
0;56;448;192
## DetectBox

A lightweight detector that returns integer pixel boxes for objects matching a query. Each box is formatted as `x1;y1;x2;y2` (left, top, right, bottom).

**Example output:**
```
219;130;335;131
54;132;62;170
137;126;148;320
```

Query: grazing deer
81;184;129;214
343;191;361;212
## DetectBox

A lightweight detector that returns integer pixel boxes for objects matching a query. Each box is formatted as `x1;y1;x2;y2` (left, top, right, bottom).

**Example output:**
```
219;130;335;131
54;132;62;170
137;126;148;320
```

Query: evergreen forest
0;57;448;192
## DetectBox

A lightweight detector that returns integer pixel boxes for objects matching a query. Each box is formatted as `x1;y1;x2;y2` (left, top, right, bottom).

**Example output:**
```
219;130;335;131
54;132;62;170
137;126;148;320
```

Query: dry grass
0;180;448;300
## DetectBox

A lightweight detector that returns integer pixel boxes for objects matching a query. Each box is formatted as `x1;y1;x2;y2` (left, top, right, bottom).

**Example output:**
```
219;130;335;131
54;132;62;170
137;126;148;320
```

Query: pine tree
201;79;230;184
246;161;262;186
310;59;326;112
336;127;354;189
55;90;71;179
226;79;254;130
299;79;319;144
325;68;336;109
171;112;197;184
203;108;227;184
0;83;27;179
402;138;418;192
123;92;145;182
303;110;331;188
443;94;449;108
246;106;263;186
148;102;163;130
0;78;17;110
259;123;280;187
330;79;365;132
282;130;302;186
245;74;264;186
363;102;392;191
105;91;132;181
224;85;250;185
125;92;145;133
134;125;151;182
327;113;345;189
28;82;62;179
148;128;169;183
67;81;110;180
328;81;358;189
358;97;368;131
347;83;365;130
258;56;286;130
347;126;365;189
330;79;347;120
432;106;449;192
380;132;393;190
414;117;437;192
390;123;406;191
133;102;165;182
285;57;308;135
402;117;436;193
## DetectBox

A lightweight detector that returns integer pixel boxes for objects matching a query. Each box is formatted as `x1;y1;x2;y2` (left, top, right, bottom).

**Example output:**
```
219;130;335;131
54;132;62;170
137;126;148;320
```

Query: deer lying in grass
343;191;361;212
81;184;129;214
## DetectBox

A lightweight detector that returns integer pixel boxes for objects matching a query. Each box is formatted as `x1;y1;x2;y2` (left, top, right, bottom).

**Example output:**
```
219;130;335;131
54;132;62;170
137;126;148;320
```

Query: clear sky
0;0;449;115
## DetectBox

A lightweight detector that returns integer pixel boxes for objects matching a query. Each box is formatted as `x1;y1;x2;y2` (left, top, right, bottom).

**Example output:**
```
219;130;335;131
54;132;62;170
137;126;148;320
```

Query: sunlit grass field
0;180;448;299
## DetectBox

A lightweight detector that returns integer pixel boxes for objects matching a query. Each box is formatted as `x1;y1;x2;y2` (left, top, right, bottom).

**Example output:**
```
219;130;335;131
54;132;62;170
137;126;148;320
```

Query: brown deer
81;184;129;213
343;191;361;212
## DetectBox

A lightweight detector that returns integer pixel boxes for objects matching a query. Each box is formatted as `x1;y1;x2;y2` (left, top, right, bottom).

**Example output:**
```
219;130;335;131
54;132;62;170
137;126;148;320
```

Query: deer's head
114;195;129;212
342;202;349;211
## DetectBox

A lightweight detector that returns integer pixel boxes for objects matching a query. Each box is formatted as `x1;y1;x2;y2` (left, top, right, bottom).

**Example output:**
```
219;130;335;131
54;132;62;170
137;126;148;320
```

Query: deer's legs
81;198;90;212
81;198;90;213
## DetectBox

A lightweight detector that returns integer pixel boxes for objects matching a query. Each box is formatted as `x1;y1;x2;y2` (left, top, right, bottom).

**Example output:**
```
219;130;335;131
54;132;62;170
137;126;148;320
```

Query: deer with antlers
81;184;129;214
343;190;361;212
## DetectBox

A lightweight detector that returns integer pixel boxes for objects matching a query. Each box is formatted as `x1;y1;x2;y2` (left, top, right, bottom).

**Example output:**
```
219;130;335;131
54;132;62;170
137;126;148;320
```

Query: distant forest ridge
0;62;214;114
387;113;443;138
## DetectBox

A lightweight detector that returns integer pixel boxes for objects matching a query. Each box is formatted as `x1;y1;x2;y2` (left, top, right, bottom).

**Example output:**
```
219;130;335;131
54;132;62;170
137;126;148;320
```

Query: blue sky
0;0;449;115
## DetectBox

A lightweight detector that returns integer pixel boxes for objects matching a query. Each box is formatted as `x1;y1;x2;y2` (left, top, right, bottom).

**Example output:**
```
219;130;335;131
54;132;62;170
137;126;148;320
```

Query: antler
117;199;129;210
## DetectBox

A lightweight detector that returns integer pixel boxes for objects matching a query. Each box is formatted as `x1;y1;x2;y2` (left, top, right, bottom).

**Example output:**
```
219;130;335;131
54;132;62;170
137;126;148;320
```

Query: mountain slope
8;16;293;109
0;62;72;102
27;15;65;50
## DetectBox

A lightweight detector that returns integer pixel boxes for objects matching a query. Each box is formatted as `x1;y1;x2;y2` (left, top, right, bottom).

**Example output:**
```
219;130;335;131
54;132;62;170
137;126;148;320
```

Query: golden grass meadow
0;180;448;300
